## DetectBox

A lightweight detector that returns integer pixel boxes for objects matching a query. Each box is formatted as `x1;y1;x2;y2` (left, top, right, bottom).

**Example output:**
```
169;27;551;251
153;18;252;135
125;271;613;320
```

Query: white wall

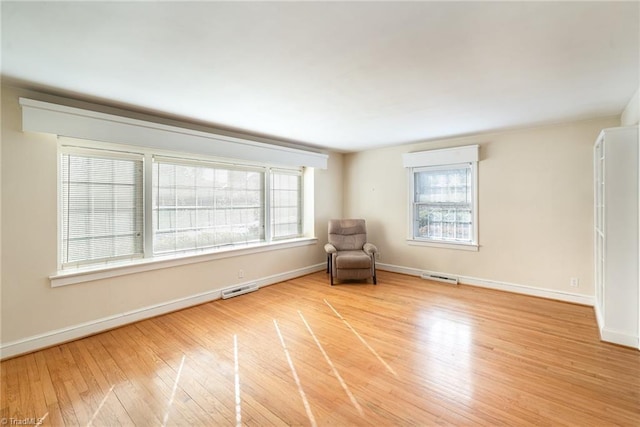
621;87;639;126
343;117;619;299
0;85;343;355
0;85;3;349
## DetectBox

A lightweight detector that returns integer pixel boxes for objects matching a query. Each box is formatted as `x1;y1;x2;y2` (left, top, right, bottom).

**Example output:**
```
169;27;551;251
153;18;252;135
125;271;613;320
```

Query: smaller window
403;145;479;249
60;148;144;268
270;169;303;240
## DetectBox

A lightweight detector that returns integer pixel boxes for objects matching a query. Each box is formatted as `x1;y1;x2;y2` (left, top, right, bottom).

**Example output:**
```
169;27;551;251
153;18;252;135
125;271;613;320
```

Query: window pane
271;171;302;239
414;165;473;243
153;160;265;254
61;153;144;266
415;167;471;203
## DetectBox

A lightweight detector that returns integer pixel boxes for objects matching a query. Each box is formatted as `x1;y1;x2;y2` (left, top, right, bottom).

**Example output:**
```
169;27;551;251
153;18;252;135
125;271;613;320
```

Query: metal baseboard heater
421;272;459;285
221;283;259;299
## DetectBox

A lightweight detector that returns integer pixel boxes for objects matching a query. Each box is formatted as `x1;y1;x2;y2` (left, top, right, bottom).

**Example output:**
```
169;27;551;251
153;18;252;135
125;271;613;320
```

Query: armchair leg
329;254;334;286
372;257;377;285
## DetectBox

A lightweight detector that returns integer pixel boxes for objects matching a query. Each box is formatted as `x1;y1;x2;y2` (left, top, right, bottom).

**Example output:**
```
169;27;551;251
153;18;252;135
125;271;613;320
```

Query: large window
153;159;265;254
59;144;304;269
403;145;479;250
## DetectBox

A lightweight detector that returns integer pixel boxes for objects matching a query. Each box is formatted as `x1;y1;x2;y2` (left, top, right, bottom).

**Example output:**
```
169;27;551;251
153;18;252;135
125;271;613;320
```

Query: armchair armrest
324;243;337;254
363;242;378;255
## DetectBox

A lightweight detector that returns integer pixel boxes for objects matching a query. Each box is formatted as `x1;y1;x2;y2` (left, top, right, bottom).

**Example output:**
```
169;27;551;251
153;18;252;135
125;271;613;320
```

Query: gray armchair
324;219;378;286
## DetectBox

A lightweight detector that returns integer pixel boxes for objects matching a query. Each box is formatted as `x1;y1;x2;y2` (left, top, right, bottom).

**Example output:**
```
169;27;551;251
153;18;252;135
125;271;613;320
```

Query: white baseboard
599;326;639;348
377;263;595;306
594;303;604;332
0;263;325;360
594;302;640;348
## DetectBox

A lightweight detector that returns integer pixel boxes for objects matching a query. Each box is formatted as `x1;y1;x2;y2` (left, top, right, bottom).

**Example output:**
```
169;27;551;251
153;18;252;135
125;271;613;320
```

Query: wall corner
621;87;640;126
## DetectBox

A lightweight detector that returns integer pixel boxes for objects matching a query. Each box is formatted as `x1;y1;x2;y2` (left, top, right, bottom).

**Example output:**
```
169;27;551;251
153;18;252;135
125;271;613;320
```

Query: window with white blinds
60;150;144;267
270;170;302;239
153;159;265;254
58;144;305;269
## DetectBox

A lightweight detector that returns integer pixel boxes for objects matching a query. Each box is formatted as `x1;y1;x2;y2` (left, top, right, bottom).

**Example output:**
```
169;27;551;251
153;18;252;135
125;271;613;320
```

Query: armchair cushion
336;250;371;269
328;219;367;251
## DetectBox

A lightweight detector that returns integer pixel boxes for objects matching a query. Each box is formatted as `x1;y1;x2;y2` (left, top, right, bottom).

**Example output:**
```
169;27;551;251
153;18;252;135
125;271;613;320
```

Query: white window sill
407;239;479;251
50;237;318;287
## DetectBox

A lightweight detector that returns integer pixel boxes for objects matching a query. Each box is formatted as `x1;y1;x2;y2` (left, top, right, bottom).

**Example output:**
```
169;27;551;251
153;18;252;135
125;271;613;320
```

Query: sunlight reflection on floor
420;310;474;401
324;298;398;377
87;385;114;426
162;355;186;426
298;310;364;417
273;319;318;427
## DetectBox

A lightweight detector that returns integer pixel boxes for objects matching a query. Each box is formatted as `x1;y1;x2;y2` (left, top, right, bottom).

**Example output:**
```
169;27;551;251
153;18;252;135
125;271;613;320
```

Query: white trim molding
377;263;595;306
402;144;479;168
51;237;318;287
19;97;328;169
594;302;639;348
1;263;325;360
598;327;640;349
407;239;479;251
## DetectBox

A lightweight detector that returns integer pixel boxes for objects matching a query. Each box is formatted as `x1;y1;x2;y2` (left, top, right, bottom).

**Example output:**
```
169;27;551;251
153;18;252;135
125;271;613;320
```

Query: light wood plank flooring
2;271;639;426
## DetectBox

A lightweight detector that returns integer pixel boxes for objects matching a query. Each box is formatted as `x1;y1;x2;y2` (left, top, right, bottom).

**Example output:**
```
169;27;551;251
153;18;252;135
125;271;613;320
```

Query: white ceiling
2;1;639;152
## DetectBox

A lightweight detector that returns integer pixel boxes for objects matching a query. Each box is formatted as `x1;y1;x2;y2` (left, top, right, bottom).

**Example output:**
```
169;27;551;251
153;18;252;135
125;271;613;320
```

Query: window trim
49;237;318;287
403;145;479;251
406;238;479;251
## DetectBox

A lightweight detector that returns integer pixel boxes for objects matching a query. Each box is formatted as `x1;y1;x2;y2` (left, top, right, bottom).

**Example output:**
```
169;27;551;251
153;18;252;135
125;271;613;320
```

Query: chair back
328;219;367;251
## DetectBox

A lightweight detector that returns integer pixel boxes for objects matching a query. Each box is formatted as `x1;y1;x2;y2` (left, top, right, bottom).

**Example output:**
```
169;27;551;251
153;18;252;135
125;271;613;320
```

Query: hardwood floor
2;270;639;426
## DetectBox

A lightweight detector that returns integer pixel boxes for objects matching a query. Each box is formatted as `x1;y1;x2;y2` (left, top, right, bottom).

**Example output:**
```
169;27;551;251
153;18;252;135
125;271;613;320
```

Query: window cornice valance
19;97;328;169
402;144;479;168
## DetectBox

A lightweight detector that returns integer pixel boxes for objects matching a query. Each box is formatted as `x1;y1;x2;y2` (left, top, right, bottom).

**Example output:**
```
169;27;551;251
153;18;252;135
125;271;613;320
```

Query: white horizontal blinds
271;169;302;239
61;151;144;267
414;164;473;242
153;159;265;254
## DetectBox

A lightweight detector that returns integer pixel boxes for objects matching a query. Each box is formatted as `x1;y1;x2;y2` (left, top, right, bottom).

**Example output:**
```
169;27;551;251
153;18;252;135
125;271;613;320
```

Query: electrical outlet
376;252;381;260
238;269;244;279
570;277;579;287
